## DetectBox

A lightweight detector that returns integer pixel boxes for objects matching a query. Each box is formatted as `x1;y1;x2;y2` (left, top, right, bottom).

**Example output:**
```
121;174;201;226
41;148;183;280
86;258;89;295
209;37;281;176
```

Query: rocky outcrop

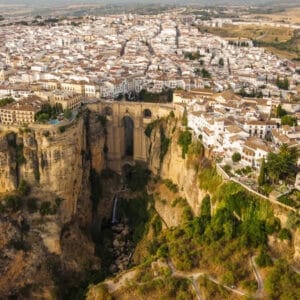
88;112;107;173
0;132;18;192
0;111;107;298
294;228;300;266
0;112;106;224
147;117;206;214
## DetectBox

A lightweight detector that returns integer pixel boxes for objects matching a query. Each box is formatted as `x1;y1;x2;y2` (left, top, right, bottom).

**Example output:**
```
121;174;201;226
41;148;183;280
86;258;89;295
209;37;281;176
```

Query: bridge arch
87;100;179;174
122;115;134;158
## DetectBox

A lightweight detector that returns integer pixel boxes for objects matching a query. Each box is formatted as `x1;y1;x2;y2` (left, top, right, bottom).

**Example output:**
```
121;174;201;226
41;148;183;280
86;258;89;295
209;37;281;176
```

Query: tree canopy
266;144;298;183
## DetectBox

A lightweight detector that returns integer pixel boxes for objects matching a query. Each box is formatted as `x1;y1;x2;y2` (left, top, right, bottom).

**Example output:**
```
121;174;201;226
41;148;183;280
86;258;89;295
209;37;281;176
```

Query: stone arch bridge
88;100;183;173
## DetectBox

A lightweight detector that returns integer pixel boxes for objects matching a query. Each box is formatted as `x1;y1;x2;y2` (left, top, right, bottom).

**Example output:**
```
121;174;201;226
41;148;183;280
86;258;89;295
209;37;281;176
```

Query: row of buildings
0;12;299;102
175;89;300;170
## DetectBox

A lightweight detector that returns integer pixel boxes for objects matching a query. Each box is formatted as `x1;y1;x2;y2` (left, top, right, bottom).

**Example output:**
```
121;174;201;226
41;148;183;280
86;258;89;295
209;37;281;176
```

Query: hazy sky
0;0;292;5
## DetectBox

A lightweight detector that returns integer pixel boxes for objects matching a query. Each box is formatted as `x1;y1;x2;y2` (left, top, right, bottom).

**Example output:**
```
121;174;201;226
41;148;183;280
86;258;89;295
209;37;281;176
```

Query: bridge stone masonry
87;100;184;173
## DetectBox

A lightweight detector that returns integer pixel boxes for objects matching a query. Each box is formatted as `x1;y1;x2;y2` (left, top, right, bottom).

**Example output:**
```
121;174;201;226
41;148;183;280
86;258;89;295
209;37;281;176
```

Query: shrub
151;215;162;236
26;197;38;213
222;271;235;286
63;109;72;119
182;206;193;222
265;216;281;234
0;97;14;107
199;166;222;193
58;126;66;133
163;179;179;193
223;164;232;175
39;201;52;216
4;195;22;212
172;197;188;208
157;244;168;258
265;259;300;299
18;179;30;196
145;120;159;137
160;126;170;163
200;195;211;219
178;130;192;158
278;228;292;241
286;211;300;229
255;248;273;267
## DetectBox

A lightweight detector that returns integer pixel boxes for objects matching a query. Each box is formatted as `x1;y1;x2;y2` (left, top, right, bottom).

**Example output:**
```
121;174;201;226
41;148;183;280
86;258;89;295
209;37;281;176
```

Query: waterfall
112;194;118;224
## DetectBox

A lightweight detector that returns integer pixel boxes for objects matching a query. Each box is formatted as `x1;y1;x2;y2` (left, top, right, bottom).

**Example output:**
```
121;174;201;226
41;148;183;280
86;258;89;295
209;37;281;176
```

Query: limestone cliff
0;112;106;223
147;117;206;215
0;110;107;298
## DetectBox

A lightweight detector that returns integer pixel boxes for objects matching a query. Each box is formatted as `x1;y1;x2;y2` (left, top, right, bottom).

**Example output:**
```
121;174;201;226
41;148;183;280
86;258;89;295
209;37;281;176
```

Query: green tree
258;158;266;186
178;130;192;158
255;247;273;267
278;228;292;241
201;68;211;78
281;115;297;126
182;107;188;126
232;152;241;163
276;76;290;90
266;259;300;299
200;195;211;220
266;144;298;183
0;97;14;107
63;109;72;119
276;104;287;118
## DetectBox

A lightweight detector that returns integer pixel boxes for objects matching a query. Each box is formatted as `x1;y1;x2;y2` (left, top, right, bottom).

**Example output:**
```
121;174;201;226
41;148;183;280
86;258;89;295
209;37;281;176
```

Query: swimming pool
49;119;60;125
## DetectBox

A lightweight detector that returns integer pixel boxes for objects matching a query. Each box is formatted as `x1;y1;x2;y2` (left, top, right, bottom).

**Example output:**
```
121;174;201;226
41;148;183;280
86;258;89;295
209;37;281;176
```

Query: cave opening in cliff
123;116;134;157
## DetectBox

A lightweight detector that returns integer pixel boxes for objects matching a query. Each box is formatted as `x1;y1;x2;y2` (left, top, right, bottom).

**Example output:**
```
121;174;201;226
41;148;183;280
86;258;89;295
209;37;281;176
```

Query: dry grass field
251;7;300;24
203;24;299;60
207;24;294;43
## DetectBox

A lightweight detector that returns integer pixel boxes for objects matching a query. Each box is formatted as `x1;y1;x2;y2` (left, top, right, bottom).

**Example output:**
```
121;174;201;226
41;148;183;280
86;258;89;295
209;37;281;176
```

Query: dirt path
167;260;247;298
250;256;264;298
105;269;137;294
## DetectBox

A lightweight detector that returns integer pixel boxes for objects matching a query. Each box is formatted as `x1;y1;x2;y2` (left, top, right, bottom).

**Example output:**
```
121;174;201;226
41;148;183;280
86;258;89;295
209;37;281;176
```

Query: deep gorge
0;106;300;299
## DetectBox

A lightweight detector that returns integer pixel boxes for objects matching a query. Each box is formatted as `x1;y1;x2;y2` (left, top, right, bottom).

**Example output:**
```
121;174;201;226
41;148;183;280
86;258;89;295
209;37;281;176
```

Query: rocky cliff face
0;111;107;298
147;117;206;215
0;112;106;223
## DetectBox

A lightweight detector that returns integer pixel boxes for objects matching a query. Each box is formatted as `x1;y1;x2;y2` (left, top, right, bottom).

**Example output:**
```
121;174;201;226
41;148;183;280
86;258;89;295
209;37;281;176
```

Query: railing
216;164;298;213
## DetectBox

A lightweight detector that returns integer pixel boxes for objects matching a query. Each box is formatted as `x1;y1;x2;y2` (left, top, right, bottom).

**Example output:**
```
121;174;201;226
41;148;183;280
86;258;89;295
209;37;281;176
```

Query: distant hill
0;0;299;6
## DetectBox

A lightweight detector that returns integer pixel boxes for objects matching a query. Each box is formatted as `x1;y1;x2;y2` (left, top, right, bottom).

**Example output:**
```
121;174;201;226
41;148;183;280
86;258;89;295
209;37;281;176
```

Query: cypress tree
258;158;266;186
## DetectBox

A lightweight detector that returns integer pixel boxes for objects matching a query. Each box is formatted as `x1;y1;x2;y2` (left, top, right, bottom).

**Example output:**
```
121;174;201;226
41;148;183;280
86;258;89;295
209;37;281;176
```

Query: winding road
250;256;264;299
104;258;264;299
167;260;247;299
